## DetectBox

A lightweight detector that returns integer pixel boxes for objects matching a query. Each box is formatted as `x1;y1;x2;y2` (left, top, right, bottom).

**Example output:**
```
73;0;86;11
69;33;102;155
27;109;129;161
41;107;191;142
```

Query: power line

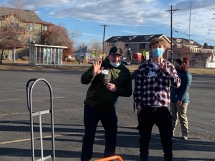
173;30;189;36
166;5;179;63
174;30;215;43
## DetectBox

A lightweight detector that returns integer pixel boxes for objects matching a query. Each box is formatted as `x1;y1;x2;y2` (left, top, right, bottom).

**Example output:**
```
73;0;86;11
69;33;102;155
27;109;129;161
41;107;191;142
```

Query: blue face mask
110;60;121;67
152;48;163;57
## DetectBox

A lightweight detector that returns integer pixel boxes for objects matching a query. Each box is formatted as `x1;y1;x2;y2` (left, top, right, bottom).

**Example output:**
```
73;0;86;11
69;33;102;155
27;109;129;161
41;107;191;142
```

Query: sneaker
172;131;175;137
182;136;188;140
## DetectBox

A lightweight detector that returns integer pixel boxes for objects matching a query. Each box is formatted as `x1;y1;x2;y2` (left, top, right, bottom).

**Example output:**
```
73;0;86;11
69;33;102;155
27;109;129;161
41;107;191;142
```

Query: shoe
182;136;188;140
172;131;175;137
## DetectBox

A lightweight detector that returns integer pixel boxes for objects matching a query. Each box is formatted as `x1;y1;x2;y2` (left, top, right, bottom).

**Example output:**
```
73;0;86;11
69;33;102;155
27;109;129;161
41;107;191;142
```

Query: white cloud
1;0;215;44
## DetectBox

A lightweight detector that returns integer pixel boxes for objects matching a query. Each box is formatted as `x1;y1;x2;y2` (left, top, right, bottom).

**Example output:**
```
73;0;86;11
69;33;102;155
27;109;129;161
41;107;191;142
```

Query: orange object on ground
95;155;123;161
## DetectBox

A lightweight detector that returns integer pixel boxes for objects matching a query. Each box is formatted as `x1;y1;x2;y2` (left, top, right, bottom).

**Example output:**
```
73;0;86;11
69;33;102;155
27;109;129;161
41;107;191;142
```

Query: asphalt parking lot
0;70;215;161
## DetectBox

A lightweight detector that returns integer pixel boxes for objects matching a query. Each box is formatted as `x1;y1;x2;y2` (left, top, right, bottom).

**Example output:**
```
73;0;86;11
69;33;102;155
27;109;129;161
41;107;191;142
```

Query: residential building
106;34;170;55
73;46;95;63
106;34;215;68
0;7;53;60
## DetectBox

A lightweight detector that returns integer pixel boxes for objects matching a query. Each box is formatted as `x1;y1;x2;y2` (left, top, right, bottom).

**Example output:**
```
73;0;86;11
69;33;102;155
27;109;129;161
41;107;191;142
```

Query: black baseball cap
109;47;122;56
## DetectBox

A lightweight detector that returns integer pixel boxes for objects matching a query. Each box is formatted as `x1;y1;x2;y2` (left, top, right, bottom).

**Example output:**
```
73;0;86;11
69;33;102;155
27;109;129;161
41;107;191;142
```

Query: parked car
88;58;97;64
122;57;131;65
88;57;131;65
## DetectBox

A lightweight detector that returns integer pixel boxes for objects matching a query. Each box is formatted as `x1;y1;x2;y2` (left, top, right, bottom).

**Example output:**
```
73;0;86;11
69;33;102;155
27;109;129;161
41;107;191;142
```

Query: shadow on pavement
0;121;215;161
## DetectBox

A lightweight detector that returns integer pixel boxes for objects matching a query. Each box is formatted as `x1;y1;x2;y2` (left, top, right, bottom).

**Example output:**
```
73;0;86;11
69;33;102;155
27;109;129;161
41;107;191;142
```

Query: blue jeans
81;104;118;161
138;105;173;161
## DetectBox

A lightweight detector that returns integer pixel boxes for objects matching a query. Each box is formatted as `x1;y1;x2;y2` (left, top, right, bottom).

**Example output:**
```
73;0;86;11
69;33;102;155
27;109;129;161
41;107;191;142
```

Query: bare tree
0;8;27;63
9;0;23;9
70;28;82;39
201;51;212;61
174;46;192;59
42;24;73;48
88;39;102;58
115;41;126;57
104;42;112;55
0;26;25;63
0;1;31;62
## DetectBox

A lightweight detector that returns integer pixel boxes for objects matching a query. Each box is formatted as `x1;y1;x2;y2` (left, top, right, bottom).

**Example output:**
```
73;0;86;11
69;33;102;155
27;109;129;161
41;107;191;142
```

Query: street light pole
166;5;179;63
188;0;192;48
100;24;109;55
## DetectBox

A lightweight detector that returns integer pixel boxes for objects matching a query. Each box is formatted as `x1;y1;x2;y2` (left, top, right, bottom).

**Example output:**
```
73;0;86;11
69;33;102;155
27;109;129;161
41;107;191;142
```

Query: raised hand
159;60;168;72
93;60;102;75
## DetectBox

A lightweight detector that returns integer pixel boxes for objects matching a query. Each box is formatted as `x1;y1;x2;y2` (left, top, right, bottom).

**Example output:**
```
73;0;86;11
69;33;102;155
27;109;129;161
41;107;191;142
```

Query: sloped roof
169;37;202;47
105;34;166;43
74;46;88;53
0;7;53;25
106;34;202;48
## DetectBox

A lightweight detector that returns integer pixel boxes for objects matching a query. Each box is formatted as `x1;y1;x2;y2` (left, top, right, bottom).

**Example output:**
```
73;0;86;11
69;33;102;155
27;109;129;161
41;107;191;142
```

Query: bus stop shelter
28;44;67;65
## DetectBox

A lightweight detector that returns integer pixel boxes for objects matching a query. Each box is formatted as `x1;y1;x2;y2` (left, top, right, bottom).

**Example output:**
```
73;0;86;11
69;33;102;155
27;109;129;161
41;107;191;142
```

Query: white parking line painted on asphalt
0;108;78;116
44;97;65;99
0;99;22;102
0;90;25;93
0;132;80;145
0;97;65;102
0;112;28;116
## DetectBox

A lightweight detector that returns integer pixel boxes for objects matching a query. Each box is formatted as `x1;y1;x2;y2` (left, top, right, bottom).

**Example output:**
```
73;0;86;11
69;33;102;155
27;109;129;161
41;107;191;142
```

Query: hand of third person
176;100;182;107
105;83;116;92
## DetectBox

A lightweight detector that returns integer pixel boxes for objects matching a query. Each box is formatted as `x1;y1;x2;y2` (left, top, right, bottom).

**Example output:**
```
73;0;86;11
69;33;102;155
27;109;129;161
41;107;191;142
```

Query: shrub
66;57;76;62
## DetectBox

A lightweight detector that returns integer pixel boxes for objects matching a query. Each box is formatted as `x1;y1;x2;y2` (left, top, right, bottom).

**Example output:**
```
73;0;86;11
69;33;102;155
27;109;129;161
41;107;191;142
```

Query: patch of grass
1;60;215;75
127;65;215;75
189;68;215;75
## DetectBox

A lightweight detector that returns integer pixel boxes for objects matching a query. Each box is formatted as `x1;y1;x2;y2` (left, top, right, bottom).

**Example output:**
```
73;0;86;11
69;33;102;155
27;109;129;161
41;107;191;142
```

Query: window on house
145;37;149;41
189;41;194;44
177;44;182;48
42;25;48;31
140;43;145;49
10;22;19;29
176;39;182;42
28;23;34;31
211;54;214;61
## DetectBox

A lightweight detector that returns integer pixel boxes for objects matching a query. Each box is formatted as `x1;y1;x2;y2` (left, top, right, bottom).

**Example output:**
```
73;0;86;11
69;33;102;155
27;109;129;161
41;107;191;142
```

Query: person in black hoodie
80;47;132;161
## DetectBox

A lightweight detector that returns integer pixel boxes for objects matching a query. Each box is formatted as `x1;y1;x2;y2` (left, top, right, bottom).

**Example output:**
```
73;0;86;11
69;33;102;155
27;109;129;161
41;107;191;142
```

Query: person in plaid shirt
134;38;181;161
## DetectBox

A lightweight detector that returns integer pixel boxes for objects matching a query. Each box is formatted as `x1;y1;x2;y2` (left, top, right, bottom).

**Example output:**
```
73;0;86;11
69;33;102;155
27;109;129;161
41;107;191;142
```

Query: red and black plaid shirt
134;59;181;108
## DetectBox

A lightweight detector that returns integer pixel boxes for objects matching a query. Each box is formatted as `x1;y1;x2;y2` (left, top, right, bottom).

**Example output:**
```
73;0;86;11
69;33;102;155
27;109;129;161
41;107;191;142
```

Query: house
171;37;215;68
73;46;95;63
106;34;170;53
106;34;215;68
0;7;53;60
105;34;171;60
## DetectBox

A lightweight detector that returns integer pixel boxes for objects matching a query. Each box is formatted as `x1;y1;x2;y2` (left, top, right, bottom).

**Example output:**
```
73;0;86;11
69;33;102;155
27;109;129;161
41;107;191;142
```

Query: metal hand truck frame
26;78;55;161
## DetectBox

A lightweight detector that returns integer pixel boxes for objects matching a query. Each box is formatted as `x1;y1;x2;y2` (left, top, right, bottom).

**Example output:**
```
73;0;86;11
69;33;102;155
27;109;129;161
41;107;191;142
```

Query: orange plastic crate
95;155;123;161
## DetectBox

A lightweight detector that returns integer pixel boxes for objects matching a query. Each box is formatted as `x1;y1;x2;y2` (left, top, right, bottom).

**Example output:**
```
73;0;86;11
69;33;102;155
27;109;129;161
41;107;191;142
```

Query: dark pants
138;105;173;161
81;104;118;161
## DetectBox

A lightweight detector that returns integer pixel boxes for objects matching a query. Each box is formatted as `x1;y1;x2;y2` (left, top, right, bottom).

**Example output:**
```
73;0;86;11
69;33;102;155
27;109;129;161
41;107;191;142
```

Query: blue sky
1;0;215;47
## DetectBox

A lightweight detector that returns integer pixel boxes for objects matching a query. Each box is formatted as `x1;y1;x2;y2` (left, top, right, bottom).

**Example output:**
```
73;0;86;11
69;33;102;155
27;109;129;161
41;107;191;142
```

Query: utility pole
100;24;109;56
166;5;179;63
188;1;192;48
